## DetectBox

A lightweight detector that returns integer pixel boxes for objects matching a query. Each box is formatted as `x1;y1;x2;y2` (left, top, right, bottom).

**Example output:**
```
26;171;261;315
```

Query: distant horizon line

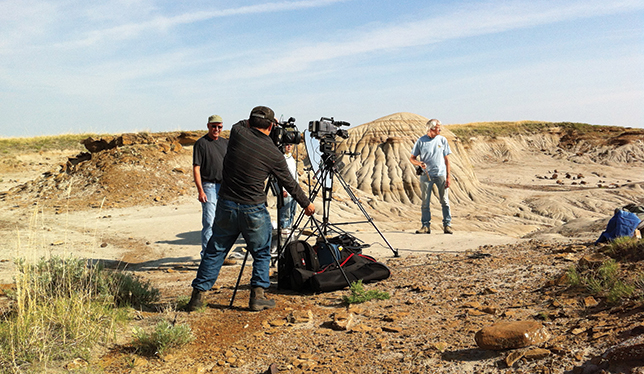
1;117;641;139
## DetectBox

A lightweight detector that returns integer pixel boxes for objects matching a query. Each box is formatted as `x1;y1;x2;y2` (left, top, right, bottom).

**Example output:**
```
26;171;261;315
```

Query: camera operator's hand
304;203;315;216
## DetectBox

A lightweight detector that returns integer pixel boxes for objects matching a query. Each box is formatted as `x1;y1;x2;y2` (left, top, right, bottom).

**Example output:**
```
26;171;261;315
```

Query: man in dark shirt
188;106;315;312
193;115;228;257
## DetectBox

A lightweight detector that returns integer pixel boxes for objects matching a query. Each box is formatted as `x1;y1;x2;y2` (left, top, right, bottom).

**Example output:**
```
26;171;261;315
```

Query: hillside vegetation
448;121;643;144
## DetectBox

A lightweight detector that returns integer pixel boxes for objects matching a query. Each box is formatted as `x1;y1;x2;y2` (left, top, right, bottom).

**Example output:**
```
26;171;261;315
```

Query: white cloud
50;0;349;48
216;0;644;79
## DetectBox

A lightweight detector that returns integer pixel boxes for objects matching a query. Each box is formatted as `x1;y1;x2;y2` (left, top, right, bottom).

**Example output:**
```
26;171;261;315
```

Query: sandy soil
0;193;530;285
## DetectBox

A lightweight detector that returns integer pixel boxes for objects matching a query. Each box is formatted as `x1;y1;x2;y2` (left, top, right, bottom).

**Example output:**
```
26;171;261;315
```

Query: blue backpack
596;209;641;244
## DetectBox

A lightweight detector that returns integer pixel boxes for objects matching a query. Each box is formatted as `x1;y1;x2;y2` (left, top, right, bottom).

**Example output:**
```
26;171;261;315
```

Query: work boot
186;288;205;312
415;226;430;234
444;225;453;234
249;287;276;311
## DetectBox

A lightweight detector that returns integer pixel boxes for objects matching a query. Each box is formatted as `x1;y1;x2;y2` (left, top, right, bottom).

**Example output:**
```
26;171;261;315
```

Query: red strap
357;254;376;262
316;253;355;274
340;253;355;266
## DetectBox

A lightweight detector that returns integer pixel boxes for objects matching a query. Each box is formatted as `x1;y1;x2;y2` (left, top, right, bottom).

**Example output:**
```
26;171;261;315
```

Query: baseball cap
208;115;223;124
249;106;275;122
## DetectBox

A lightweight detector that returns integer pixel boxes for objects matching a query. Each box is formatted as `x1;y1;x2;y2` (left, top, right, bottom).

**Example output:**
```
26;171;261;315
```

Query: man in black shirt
193;115;228;257
188;106;315;311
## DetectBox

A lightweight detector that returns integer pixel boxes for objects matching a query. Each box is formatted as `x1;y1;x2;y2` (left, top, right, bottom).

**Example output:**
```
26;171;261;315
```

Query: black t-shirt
219;121;310;207
193;135;228;183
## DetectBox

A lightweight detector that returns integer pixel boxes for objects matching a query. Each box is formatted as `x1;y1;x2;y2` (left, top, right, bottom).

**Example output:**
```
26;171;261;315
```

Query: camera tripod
278;140;400;259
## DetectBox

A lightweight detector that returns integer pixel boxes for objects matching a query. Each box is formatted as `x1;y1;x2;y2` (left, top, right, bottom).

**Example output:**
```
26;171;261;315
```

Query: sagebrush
0;256;160;372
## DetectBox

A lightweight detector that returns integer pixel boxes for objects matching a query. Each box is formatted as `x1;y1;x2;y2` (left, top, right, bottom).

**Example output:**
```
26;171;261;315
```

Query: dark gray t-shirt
219;121;310;207
193;135;228;183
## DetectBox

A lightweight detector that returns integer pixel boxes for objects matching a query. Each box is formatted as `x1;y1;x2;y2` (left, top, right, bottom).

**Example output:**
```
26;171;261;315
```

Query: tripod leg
335;172;400;257
229;249;250;308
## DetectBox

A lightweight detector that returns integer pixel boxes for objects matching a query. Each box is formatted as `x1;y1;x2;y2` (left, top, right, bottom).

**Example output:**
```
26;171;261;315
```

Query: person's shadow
156;231;201;246
155;230;250;262
90;231;250;272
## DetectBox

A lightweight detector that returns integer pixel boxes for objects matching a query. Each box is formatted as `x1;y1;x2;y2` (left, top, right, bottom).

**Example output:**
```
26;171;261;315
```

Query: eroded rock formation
336;112;493;206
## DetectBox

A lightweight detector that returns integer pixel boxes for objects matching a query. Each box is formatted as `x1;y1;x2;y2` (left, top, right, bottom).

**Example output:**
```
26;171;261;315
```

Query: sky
1;0;643;138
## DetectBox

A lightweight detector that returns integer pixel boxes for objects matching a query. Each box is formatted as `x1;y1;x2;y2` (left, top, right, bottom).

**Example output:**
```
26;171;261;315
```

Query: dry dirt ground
0;122;643;373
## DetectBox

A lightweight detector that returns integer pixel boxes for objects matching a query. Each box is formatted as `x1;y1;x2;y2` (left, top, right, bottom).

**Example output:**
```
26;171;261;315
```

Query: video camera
308;117;350;141
270;116;303;150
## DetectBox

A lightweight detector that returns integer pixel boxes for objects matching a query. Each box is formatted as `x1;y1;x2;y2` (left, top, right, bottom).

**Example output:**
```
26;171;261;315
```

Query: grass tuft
0;256;160;371
566;258;638;305
131;320;194;356
602;237;644;262
343;280;390;304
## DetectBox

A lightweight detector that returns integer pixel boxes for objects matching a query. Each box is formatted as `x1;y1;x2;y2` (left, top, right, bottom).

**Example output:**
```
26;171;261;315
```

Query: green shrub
13;257;159;308
110;272;160;308
606;281;635;305
175;295;191;311
343;280;390;304
566;258;637;305
0;256;160;371
566;266;581;287
132;320;194;356
603;237;644;262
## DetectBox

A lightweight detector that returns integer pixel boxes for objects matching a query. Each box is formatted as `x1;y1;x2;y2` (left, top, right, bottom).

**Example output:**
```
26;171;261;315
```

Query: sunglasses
210;124;223;129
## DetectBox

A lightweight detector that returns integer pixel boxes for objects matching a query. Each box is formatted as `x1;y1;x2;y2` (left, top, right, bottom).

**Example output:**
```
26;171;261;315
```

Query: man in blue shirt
409;119;453;234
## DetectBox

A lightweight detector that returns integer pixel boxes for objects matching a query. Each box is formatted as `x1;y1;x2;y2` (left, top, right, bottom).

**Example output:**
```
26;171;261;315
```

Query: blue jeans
192;199;273;291
200;182;221;258
420;174;451;227
278;196;297;229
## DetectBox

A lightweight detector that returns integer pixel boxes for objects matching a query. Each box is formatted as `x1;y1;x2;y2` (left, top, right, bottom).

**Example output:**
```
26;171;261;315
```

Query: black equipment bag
315;241;342;267
326;233;369;256
278;240;320;291
309;253;391;293
315;233;370;267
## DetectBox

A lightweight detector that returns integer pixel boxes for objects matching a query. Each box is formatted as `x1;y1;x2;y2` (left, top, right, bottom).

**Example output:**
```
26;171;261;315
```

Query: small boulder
330;312;355;331
287;310;313;324
82;136;117;153
475;321;550;350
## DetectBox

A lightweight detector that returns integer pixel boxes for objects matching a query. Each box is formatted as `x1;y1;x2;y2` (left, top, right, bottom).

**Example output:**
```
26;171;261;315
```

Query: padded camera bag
278;240;320;290
309;253;391;293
